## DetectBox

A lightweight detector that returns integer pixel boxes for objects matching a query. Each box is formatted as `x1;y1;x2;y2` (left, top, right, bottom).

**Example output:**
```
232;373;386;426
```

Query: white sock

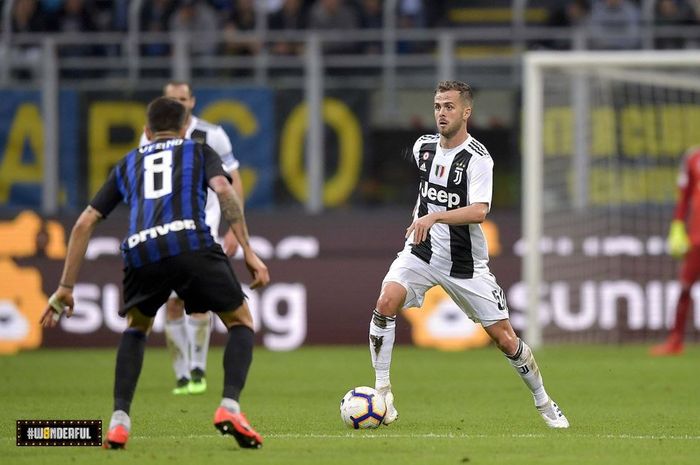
109;410;131;432
220;397;241;413
164;317;190;381
187;313;211;374
369;309;396;389
506;339;549;406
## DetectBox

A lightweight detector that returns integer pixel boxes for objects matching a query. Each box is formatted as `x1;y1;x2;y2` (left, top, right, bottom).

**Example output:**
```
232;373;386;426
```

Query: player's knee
375;283;404;316
165;298;185;320
495;333;519;355
218;302;254;329
375;295;400;317
190;311;210;322
126;315;153;334
229;313;253;329
485;322;518;354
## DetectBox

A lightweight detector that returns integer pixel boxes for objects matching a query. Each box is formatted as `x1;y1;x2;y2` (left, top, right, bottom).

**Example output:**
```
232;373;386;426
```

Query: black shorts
121;245;245;318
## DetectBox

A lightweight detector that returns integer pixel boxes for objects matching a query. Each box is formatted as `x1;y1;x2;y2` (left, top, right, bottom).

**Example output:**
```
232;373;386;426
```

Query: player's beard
438;120;460;139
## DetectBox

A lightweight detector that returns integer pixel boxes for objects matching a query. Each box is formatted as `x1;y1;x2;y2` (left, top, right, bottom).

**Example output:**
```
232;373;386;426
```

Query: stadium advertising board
83;88;275;208
0;88;369;211
0;90;80;207
542;104;700;206
1;210;697;354
274;90;368;207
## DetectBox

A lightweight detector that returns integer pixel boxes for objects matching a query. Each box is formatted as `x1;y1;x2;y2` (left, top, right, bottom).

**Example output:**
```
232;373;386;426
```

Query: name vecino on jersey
138;138;183;153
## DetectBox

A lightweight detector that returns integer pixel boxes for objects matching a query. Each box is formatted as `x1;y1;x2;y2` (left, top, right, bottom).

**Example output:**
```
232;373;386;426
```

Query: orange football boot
213;407;262;449
102;424;129;449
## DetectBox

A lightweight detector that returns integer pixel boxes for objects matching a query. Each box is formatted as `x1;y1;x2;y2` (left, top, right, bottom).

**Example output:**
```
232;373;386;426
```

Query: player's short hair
146;97;187;133
163;80;193;97
435;80;473;107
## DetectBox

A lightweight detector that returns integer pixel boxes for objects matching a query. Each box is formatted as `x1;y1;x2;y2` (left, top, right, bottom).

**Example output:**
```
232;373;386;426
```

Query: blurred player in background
368;80;569;428
140;81;244;395
41;97;269;449
650;145;700;356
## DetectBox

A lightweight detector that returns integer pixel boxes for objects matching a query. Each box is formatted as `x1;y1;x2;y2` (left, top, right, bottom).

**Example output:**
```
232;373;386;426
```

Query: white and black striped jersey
140;116;239;243
405;133;494;278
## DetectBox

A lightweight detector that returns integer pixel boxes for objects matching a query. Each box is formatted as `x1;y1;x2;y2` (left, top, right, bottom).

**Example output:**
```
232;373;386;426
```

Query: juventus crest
453;161;465;184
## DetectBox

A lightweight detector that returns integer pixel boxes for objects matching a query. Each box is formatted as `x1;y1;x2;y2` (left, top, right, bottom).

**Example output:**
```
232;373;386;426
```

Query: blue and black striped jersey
90;138;231;268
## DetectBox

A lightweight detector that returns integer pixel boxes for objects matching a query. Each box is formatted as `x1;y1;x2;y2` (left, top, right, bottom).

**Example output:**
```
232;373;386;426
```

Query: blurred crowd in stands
546;0;700;49
7;0;445;36
5;0;700;54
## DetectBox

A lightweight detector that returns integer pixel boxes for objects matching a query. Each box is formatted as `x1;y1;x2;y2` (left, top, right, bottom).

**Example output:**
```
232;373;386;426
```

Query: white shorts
382;251;509;327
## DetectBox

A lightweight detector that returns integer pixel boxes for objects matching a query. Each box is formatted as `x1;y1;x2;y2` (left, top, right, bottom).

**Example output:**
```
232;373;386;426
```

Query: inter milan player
140;81;244;395
41;97;269;449
367;80;569;428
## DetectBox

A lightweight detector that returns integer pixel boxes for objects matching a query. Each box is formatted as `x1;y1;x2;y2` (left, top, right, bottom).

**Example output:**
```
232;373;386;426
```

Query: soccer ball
339;386;387;429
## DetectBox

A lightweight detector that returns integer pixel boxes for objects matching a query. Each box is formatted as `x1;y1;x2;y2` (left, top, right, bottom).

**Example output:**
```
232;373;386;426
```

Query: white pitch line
130;432;700;441
2;432;698;443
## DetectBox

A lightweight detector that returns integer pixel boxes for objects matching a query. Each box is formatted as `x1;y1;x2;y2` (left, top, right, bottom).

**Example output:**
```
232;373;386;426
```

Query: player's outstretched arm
210;175;270;289
40;206;102;327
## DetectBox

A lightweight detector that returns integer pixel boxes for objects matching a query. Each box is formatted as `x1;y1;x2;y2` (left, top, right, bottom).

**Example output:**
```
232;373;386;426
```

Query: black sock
113;328;147;414
222;325;254;401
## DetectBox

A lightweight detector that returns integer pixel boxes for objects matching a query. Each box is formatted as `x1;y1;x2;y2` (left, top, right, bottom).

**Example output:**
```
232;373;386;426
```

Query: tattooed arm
220;168;243;256
210;175;269;289
214;175;250;250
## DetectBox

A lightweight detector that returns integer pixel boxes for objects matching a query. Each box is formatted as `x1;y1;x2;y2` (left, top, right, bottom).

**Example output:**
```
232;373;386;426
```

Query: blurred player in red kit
651;146;700;356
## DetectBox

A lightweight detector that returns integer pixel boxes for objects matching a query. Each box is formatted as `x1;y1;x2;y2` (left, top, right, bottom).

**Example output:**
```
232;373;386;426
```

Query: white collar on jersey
438;134;472;155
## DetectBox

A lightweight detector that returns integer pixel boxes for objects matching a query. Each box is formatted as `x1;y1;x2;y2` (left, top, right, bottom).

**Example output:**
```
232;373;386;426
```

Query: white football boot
536;399;569;428
377;385;399;425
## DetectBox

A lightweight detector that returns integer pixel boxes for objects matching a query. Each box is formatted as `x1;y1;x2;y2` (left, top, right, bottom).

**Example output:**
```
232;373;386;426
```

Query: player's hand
40;288;75;328
222;230;239;257
668;219;690;259
243;251;270;290
406;214;436;244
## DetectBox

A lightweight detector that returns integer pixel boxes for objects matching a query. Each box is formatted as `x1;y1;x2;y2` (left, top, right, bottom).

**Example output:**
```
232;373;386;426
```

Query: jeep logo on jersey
126;219;197;248
419;181;461;208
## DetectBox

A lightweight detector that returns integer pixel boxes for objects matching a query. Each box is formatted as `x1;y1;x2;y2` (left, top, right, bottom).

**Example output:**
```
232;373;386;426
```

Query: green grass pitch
1;345;699;465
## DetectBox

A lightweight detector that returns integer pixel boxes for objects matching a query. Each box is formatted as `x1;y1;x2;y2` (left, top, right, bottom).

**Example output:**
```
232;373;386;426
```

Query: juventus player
140;81;244;395
41;97;268;449
368;80;569;428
